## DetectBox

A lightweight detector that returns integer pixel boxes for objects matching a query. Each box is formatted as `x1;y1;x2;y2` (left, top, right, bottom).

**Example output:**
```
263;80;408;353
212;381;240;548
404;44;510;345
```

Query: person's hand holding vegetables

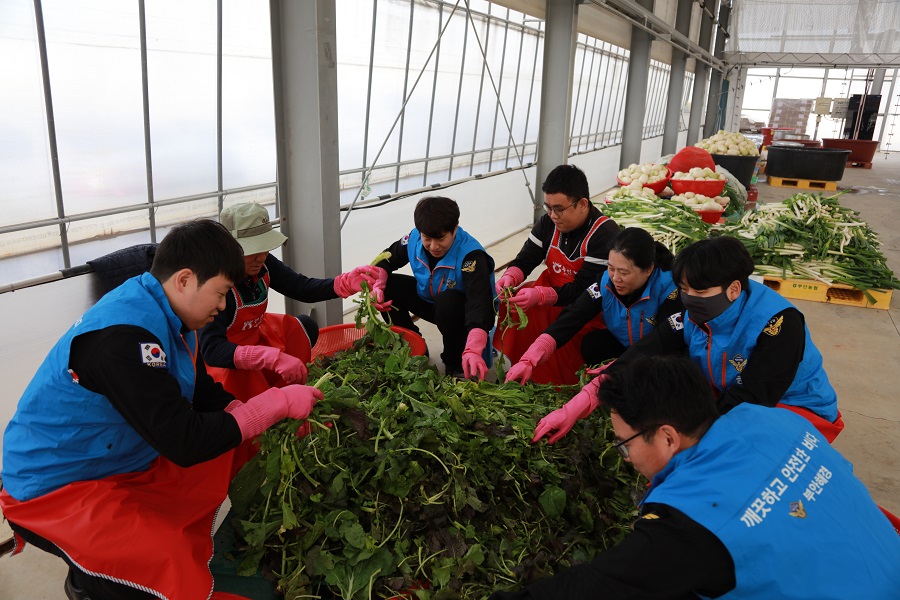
532;374;606;444
226;385;323;441
333;265;386;298
234;345;308;384
461;328;489;381
495;266;525;295
505;333;556;384
508;286;558;310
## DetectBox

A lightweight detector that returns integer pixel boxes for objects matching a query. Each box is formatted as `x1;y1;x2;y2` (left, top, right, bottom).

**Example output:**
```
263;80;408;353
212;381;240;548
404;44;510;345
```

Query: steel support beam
619;0;654;168
661;0;693;155
703;0;730;137
535;0;579;223
270;0;343;325
687;0;716;144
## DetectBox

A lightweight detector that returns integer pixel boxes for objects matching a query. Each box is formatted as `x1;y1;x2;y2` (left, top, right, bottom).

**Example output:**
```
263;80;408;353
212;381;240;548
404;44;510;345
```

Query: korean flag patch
587;283;602;300
141;343;167;368
401;234;410;246
667;312;684;331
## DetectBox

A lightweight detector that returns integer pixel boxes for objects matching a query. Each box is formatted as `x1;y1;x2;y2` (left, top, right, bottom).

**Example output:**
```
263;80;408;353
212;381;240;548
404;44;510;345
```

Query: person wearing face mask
532;235;843;446
494;164;620;385
504;228;680;385
491;355;900;600
372;196;497;379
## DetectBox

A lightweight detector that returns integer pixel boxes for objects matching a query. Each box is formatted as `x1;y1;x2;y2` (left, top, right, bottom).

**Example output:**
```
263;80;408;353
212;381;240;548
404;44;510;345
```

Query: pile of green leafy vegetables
227;314;643;599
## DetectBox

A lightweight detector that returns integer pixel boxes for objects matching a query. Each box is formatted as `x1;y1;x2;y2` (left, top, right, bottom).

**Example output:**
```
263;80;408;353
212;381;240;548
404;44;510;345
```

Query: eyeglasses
543;200;579;216
613;428;650;459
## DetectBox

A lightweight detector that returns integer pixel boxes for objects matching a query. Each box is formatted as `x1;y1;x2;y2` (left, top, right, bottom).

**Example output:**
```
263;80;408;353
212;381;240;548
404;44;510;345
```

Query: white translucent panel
68;222;153;267
222;0;276;189
0;1;57;228
42;0;147;215
0;227;64;283
153;197;220;234
741;71;777;112
775;76;822;101
222;187;277;215
145;0;218;200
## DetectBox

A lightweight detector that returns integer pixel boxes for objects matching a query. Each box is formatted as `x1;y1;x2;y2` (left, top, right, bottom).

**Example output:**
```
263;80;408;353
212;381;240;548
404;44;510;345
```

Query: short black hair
413;196;460;238
541;164;590;202
672;236;755;291
150;219;245;286
600;355;718;441
611;227;674;271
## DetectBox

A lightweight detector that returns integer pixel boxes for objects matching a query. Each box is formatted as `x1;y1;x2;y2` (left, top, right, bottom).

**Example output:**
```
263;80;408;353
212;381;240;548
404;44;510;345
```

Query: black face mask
681;289;734;324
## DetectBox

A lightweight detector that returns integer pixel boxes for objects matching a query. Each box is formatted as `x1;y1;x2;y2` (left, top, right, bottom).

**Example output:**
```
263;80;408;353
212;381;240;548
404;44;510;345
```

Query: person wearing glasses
534;236;843;446
494;164;620;385
504;227;680;385
199;202;387;401
371;196;497;379
492;354;900;600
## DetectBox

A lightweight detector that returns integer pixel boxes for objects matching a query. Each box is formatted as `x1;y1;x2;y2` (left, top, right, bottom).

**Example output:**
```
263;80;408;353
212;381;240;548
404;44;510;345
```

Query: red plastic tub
668;176;726;198
821;139;879;163
311;324;427;359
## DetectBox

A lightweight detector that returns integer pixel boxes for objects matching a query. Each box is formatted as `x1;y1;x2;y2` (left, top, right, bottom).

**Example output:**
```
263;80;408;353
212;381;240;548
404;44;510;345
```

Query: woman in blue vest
372;196;496;379
492;355;900;599
505;227;680;384
533;235;843;445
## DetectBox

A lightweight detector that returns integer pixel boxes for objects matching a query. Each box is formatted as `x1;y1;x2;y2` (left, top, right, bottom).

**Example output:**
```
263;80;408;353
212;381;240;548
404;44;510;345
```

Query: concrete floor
2;152;898;598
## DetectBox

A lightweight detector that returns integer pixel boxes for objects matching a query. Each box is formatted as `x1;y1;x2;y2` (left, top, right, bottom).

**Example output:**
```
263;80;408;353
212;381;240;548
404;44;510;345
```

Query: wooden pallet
760;276;892;310
846;161;873;169
767;176;838;191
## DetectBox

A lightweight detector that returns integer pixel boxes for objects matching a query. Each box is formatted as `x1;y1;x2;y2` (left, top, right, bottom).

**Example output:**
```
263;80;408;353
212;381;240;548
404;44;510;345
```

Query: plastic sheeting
727;0;900;55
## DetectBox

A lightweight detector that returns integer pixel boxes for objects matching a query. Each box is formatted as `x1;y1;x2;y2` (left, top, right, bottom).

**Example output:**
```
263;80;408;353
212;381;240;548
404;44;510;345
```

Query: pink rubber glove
532;374;606;444
233;345;308;385
504;334;557;384
226;385;323;441
333;265;385;298
369;267;391;310
461;328;489;381
495;266;525;295
508;286;558;310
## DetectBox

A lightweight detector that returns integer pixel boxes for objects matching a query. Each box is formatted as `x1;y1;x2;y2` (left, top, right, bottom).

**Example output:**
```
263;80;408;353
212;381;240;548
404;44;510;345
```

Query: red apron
206;273;312;401
494;220;608;385
777;403;845;443
0;450;246;600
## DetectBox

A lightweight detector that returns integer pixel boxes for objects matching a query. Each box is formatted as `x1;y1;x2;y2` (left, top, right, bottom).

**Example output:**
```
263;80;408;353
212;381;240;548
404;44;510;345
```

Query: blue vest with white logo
683;280;837;421
645;404;900;599
599;267;676;347
1;273;197;501
406;227;495;302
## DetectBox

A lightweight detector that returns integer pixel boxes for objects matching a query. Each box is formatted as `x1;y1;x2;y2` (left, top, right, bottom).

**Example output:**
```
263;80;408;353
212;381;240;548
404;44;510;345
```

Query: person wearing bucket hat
200;202;388;400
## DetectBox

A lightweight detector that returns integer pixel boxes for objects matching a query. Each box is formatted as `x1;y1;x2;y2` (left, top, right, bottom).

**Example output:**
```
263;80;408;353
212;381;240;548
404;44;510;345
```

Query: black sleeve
493;504;735;600
717;308;806;413
461;249;497;333
507;218;551;277
374;239;412;272
554;218;620;306
198;290;239;368
608;309;688;376
266;254;338;304
69;325;243;467
543;282;604;349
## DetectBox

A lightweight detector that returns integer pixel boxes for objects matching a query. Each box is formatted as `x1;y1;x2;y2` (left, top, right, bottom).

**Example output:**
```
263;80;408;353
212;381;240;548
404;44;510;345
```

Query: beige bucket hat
219;203;288;255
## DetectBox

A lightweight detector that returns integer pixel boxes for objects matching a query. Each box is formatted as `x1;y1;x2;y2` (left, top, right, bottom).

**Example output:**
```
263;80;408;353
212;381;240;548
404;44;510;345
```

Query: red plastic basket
694;209;723;224
669;176;726;198
311;323;427;359
616;175;669;195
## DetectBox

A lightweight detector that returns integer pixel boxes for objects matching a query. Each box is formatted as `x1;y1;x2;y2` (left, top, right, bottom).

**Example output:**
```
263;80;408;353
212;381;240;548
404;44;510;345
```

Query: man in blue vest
373;196;496;379
1;220;324;600
492;354;900;599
